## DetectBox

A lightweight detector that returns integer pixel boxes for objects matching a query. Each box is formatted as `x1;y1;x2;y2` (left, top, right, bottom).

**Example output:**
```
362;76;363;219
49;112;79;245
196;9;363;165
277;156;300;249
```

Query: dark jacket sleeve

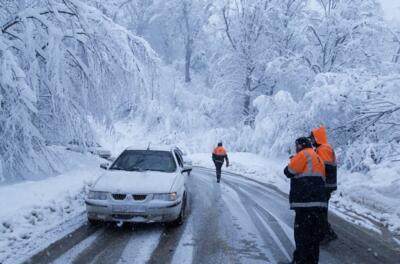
284;166;295;179
225;155;229;166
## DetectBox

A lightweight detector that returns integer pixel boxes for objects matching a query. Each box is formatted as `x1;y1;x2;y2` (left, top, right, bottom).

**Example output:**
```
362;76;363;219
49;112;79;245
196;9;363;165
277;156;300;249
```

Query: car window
110;150;177;172
174;150;183;167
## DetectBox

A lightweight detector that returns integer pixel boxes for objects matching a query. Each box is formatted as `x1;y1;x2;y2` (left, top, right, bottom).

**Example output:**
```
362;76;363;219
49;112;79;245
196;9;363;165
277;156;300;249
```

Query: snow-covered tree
211;0;309;124
0;0;159;181
304;0;390;73
0;41;44;182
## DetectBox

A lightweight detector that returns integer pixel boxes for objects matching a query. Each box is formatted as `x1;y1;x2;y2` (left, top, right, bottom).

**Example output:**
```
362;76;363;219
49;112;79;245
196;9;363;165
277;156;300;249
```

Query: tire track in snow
51;230;102;264
71;223;163;264
23;222;100;264
221;180;293;263
199;167;400;264
186;170;247;264
197;168;294;256
71;225;132;264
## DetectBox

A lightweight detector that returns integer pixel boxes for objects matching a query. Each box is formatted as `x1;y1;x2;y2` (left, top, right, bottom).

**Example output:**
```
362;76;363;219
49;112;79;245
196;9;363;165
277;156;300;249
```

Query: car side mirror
100;163;109;170
182;164;192;174
182;169;192;175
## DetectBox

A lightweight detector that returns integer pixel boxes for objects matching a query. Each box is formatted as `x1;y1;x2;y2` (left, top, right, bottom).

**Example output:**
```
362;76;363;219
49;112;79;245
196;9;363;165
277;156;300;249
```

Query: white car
66;140;112;160
176;148;193;175
85;145;190;225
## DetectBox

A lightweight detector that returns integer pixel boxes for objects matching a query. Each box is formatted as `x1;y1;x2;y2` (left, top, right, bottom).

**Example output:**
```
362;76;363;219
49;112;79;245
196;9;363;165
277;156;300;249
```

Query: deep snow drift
0;147;103;264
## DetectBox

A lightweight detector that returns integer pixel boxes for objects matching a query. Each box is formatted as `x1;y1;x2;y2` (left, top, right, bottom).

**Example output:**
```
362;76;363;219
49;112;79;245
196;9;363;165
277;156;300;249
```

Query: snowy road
24;167;400;264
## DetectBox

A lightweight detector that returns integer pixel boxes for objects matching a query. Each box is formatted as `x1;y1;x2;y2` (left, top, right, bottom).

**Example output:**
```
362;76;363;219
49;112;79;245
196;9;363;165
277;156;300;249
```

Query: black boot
320;228;338;245
328;228;338;240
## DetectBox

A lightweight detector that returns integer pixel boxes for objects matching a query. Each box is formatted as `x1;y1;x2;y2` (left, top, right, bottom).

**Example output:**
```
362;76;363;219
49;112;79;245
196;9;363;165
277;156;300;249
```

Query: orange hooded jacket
312;127;337;190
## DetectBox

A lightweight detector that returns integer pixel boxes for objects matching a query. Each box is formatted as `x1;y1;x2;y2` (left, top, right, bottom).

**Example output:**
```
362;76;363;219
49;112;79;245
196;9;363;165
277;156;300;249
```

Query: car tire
88;218;102;226
170;193;187;226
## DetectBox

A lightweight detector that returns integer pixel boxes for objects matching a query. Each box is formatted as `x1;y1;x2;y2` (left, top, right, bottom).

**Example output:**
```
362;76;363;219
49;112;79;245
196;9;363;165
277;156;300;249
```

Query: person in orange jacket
212;141;229;183
282;137;327;264
310;127;338;244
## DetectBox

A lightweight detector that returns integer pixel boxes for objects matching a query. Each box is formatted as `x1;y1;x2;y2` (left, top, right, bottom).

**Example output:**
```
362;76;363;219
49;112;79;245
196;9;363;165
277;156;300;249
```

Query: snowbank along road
24;167;400;264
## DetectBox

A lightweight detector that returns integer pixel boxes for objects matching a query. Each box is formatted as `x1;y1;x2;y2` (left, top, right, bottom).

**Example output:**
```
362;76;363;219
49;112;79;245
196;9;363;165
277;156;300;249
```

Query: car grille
132;195;147;201
112;193;127;200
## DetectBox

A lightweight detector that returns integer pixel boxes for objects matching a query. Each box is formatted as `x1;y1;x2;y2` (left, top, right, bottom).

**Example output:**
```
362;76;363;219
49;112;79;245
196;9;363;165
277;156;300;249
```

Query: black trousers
323;190;333;235
293;209;325;264
215;162;223;181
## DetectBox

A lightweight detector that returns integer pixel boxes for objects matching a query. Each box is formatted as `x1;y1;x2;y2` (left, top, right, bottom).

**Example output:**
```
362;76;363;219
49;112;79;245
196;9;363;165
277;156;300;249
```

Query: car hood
93;170;178;194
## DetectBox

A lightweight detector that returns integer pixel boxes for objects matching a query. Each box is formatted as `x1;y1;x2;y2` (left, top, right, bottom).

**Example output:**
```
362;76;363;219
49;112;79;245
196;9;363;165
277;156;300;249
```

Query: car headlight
88;191;108;200
153;192;177;201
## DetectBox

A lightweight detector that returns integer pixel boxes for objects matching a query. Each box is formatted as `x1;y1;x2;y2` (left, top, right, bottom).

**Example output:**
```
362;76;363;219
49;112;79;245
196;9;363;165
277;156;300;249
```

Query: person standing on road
310;127;338;244
212;141;229;183
282;137;327;264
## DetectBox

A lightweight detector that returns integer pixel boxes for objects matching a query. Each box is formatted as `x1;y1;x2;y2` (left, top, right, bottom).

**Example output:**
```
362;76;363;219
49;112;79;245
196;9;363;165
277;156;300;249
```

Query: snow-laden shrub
251;71;400;171
250;73;355;156
341;75;400;171
251;91;303;156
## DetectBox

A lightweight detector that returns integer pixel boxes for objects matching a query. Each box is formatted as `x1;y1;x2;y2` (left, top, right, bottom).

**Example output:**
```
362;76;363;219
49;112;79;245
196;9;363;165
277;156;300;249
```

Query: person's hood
92;170;178;194
312;127;328;145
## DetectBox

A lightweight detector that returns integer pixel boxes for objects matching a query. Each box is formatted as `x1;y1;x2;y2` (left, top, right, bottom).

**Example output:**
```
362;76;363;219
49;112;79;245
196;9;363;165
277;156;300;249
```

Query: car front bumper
85;199;182;223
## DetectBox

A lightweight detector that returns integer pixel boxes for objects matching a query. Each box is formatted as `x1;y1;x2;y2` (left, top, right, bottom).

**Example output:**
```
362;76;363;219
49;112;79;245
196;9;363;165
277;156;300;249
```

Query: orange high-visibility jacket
312;127;337;190
312;127;336;165
288;148;326;179
213;146;227;156
212;146;229;165
286;148;327;210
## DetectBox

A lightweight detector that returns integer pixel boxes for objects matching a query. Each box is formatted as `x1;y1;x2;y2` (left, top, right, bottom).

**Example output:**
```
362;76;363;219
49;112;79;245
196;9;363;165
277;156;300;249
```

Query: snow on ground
52;231;102;264
0;146;103;264
117;227;163;264
189;152;289;193
332;164;400;236
189;152;400;238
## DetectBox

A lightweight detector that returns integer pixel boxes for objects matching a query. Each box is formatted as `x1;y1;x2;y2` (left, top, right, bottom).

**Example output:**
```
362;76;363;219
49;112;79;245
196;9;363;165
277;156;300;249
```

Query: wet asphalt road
24;167;400;264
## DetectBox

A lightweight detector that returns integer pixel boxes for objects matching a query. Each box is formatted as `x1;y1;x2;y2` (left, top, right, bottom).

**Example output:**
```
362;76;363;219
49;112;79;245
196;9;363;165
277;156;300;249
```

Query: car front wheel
170;193;187;226
88;218;102;226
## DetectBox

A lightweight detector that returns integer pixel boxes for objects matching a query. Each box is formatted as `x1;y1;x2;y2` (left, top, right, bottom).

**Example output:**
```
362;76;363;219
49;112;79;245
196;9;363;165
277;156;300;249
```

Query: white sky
381;0;400;21
310;0;400;22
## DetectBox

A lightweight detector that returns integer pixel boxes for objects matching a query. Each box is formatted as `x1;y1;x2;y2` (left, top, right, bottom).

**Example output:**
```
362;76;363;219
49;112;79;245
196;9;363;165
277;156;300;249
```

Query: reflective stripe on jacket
312;127;338;191
286;148;327;210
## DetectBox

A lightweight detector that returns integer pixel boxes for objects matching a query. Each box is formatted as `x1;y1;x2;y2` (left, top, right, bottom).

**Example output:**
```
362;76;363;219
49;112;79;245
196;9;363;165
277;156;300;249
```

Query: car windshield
110;150;177;172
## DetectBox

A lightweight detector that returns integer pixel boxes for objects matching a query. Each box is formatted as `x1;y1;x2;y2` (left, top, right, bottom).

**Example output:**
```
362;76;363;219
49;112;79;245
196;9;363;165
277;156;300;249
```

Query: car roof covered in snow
125;144;178;152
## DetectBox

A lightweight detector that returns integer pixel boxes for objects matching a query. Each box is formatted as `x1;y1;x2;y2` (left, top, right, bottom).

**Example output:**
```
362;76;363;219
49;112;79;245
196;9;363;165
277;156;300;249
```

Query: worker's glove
226;163;229;168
